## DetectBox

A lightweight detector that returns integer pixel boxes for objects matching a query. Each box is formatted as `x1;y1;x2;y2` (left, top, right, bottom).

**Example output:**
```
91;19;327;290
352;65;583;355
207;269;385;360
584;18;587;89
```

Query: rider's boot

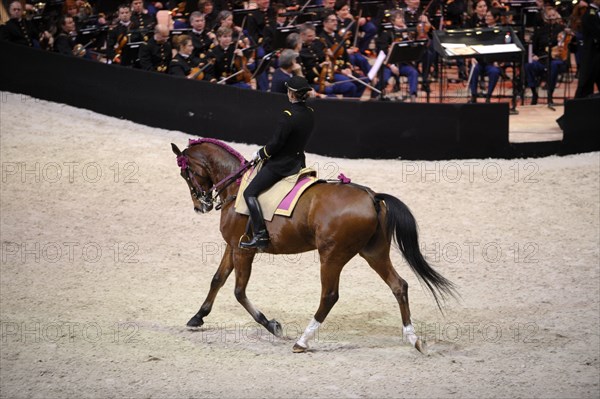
240;197;269;249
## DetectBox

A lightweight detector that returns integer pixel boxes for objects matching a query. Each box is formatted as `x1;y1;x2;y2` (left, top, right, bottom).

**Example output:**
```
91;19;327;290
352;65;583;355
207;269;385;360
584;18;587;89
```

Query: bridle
176;139;255;212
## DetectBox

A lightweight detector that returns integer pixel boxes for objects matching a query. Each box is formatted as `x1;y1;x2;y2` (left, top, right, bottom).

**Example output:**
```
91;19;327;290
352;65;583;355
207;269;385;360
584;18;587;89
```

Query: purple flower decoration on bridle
177;155;188;170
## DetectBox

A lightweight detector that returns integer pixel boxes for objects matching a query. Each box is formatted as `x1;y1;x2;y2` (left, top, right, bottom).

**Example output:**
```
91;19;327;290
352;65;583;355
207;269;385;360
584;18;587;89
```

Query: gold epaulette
284;110;292;116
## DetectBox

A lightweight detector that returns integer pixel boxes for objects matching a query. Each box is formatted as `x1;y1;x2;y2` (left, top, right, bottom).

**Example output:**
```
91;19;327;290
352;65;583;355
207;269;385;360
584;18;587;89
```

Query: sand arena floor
0;93;599;398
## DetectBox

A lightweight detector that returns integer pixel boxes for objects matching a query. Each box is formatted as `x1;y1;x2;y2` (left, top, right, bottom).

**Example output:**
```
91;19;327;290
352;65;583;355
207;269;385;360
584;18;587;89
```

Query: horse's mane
188;138;246;165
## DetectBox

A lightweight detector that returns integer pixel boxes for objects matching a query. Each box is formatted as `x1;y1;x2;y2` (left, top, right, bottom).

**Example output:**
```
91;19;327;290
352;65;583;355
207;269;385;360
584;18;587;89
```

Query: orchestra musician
248;0;276;91
270;48;304;93
375;9;420;101
524;6;569;105
206;26;255;89
169;34;212;78
334;0;373;76
54;15;83;56
189;11;216;58
403;0;435;92
138;23;172;72
319;11;367;97
130;0;156;35
334;0;378;56
107;3;142;65
0;0;53;48
468;7;503;102
297;22;358;97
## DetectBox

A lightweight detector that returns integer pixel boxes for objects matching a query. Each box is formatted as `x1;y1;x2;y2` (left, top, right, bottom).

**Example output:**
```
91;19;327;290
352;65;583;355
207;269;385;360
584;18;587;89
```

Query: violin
189;59;215;80
113;33;129;63
551;29;573;61
416;0;435;40
230;18;254;83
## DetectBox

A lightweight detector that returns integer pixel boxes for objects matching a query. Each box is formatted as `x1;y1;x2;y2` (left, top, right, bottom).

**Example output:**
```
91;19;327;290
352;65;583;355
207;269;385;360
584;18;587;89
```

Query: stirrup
239;230;270;250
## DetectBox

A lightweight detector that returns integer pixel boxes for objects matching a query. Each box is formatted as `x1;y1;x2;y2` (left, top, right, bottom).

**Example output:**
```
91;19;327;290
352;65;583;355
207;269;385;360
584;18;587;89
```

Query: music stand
273;26;299;50
355;0;385;19
122;41;144;67
233;9;254;28
382;40;427;100
252;51;277;80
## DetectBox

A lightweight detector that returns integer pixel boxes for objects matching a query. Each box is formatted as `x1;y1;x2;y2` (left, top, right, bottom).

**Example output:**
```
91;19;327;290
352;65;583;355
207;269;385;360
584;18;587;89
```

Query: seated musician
189;11;216;58
0;0;53;48
199;0;218;32
107;3;141;65
299;22;356;97
212;10;243;36
262;3;288;55
138;24;172;73
334;0;377;56
333;1;372;77
130;0;156;37
270;49;303;93
206;26;255;89
320;11;367;97
524;6;569;105
403;0;435;92
375;9;419;101
468;7;503;103
464;0;489;28
241;76;315;250
54;15;85;57
169;34;209;78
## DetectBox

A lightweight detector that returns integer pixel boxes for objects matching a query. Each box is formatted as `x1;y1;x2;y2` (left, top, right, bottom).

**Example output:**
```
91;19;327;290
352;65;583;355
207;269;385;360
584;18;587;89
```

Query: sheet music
471;44;522;54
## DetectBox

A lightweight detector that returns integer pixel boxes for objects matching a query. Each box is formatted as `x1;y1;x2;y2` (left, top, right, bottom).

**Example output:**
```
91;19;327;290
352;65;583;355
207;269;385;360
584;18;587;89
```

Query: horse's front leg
187;244;235;328
233;250;283;337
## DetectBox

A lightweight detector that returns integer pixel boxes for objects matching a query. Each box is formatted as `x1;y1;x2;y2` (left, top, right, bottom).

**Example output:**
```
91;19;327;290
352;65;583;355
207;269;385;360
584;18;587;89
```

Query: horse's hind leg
360;249;425;353
187;244;235;328
232;250;283;338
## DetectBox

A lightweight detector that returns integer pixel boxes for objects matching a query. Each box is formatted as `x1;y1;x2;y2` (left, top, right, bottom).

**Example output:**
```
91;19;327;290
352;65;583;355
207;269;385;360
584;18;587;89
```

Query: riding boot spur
240;196;270;249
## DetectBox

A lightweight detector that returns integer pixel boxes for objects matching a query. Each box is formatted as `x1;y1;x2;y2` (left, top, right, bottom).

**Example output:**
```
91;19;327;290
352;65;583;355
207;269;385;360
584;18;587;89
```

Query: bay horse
171;138;457;353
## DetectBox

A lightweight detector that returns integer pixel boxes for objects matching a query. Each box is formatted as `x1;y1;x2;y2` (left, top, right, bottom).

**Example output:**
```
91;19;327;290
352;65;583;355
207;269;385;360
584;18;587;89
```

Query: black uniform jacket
258;102;315;176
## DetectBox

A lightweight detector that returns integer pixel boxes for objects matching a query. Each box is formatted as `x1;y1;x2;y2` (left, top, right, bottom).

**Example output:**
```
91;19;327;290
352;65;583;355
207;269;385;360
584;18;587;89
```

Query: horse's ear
171;143;182;156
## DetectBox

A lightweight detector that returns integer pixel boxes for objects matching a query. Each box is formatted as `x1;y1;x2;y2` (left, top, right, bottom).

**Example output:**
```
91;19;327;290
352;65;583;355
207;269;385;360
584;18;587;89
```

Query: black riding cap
286;76;312;93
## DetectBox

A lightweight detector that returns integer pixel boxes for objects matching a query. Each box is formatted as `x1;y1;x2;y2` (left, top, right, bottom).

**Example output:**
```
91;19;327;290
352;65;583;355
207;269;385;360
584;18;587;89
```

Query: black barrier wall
0;40;534;160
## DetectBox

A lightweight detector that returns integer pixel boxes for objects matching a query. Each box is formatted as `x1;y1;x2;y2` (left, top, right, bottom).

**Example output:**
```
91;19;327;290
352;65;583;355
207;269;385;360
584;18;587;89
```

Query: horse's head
172;143;215;214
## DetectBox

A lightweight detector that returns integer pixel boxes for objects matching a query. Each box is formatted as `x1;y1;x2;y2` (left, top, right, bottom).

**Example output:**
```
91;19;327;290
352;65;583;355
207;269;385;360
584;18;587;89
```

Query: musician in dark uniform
247;0;276;91
130;0;155;37
468;6;503;102
463;0;488;28
54;15;79;55
0;0;51;47
403;0;436;92
189;11;216;59
524;6;568;105
169;34;206;77
375;9;420;101
107;4;141;65
575;0;600;98
270;49;303;93
138;24;172;72
241;76;315;249
206;26;254;88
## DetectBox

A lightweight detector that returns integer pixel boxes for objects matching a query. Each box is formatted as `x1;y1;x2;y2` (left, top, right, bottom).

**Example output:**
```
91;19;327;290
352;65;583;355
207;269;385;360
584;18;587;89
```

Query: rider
240;76;315;249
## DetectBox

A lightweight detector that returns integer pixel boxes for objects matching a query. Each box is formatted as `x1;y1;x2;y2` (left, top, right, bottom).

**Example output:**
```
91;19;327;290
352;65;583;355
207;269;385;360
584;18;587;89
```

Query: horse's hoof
292;343;307;353
186;315;204;328
415;338;427;354
268;319;283;338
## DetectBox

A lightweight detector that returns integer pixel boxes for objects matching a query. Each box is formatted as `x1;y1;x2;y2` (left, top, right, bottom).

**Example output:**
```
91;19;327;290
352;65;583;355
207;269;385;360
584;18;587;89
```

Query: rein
177;138;254;211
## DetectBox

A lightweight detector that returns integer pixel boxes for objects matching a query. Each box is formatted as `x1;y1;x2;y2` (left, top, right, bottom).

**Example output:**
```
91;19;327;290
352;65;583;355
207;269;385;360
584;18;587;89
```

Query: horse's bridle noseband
177;153;254;213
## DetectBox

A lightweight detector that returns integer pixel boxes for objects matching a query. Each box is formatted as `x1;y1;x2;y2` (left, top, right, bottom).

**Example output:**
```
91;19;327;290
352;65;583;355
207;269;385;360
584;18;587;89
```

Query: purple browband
188;138;247;165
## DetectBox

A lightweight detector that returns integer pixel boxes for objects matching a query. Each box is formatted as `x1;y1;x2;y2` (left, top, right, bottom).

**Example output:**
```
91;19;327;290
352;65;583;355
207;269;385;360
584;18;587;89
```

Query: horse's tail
375;193;458;312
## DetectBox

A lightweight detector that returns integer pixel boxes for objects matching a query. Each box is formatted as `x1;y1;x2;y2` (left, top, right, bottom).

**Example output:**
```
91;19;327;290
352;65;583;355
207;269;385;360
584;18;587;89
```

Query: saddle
234;163;318;221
